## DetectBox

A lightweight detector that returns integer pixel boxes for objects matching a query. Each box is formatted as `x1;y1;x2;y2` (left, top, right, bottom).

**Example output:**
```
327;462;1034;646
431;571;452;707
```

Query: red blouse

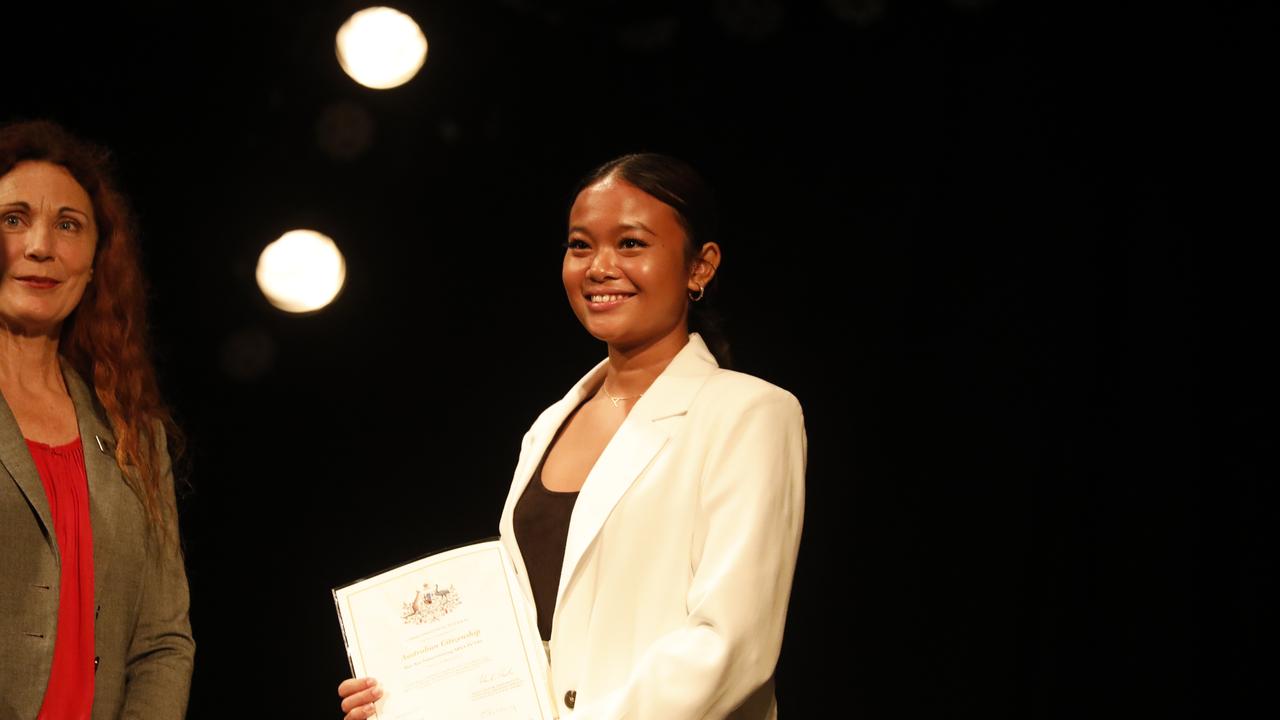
28;437;96;720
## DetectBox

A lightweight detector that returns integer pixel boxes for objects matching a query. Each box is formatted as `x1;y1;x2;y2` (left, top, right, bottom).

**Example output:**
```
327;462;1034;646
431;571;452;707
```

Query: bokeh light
336;7;429;89
256;230;347;313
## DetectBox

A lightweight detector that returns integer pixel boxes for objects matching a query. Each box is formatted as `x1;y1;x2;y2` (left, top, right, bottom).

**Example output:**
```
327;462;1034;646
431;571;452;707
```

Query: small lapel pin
95;435;110;454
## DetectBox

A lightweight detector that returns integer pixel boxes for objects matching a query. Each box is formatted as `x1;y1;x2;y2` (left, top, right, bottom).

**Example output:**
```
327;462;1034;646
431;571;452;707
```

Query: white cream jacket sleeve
574;390;806;719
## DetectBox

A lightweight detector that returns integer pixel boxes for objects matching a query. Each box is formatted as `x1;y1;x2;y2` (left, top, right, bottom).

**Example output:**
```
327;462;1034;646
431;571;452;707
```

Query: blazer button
94;656;100;673
564;690;576;709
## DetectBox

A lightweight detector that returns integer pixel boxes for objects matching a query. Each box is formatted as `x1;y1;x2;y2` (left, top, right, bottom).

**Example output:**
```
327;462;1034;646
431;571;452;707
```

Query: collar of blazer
502;333;720;614
0;357;123;605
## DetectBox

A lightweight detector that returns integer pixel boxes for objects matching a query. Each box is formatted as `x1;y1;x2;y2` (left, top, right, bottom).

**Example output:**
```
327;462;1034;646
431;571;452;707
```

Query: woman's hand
338;677;382;719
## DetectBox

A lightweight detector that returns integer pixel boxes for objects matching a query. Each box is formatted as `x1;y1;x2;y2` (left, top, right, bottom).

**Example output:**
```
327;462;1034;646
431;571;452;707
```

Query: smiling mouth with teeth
588;294;634;303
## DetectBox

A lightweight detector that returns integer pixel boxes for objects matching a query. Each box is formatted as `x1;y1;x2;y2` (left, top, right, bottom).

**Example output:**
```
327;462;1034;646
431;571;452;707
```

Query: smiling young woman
561;172;720;361
340;153;805;719
0;119;193;719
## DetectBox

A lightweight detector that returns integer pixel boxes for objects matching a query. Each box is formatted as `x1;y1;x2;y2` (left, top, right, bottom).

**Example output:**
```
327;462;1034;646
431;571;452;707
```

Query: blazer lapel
0;384;58;561
62;360;123;611
499;358;610;605
554;334;719;611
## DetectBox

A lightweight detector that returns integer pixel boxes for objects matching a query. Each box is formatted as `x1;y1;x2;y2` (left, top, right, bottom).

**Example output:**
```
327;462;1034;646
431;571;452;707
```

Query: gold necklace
601;382;642;408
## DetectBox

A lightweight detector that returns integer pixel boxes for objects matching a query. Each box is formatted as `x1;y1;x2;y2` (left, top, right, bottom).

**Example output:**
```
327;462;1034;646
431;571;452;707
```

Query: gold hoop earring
688;282;704;302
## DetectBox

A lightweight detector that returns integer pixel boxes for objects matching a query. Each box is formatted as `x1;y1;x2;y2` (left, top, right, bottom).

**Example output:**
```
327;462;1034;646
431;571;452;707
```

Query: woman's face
563;176;697;350
0;161;98;336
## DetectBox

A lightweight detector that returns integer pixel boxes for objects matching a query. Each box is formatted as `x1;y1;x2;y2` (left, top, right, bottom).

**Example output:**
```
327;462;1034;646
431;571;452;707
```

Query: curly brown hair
0;119;183;547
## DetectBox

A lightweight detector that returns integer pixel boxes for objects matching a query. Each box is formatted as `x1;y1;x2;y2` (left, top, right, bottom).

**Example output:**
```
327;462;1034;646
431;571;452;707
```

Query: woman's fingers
338;677;376;698
344;702;378;720
344;703;378;720
338;677;382;715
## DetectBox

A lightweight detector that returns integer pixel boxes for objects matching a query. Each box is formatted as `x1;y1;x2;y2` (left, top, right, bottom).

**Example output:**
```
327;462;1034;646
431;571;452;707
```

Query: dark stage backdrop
4;1;1270;718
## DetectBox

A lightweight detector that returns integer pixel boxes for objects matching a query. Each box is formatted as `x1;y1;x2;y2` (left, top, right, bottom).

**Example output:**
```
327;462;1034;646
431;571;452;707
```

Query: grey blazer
0;360;193;720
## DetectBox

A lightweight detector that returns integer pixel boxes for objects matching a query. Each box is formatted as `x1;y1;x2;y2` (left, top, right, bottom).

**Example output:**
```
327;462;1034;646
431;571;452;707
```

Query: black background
4;1;1272;717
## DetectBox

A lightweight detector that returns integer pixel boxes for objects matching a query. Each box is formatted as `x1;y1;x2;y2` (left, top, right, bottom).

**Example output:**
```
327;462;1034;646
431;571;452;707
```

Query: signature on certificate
478;667;517;685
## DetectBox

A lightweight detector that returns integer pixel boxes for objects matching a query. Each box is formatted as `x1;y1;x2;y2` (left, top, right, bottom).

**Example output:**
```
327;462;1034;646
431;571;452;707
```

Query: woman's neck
0;327;65;395
601;325;690;398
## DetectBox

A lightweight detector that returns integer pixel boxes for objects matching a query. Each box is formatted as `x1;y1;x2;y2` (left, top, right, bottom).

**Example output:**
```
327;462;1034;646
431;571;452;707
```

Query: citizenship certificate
334;540;555;720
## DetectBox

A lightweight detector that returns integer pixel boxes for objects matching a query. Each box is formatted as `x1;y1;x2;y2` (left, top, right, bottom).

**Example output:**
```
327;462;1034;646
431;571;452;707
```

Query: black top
512;442;580;642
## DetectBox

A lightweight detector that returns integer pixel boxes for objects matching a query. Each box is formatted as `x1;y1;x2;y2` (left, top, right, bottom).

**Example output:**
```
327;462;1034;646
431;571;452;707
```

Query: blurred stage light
336;7;428;89
617;17;680;52
316;100;375;160
715;0;785;40
825;0;886;26
256;230;347;313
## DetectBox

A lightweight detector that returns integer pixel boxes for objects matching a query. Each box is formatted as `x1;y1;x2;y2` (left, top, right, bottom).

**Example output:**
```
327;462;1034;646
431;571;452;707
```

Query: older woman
0;120;193;719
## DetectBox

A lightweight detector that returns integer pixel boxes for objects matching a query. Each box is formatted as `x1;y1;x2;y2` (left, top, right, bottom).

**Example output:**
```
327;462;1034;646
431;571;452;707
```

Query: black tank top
512;445;580;641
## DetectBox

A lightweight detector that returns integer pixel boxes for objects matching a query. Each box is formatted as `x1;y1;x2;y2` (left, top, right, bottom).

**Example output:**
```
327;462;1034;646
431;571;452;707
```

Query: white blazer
499;334;806;719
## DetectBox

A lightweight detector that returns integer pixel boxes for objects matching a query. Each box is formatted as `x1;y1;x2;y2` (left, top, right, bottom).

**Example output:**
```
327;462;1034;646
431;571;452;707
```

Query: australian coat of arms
401;580;461;624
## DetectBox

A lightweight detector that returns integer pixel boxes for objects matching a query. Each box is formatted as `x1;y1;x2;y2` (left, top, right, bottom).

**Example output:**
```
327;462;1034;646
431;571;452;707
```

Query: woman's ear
690;241;722;290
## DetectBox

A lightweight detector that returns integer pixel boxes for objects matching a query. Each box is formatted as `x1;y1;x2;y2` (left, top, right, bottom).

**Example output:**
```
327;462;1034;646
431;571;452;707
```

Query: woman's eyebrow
0;201;90;219
568;220;656;236
617;221;656;235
